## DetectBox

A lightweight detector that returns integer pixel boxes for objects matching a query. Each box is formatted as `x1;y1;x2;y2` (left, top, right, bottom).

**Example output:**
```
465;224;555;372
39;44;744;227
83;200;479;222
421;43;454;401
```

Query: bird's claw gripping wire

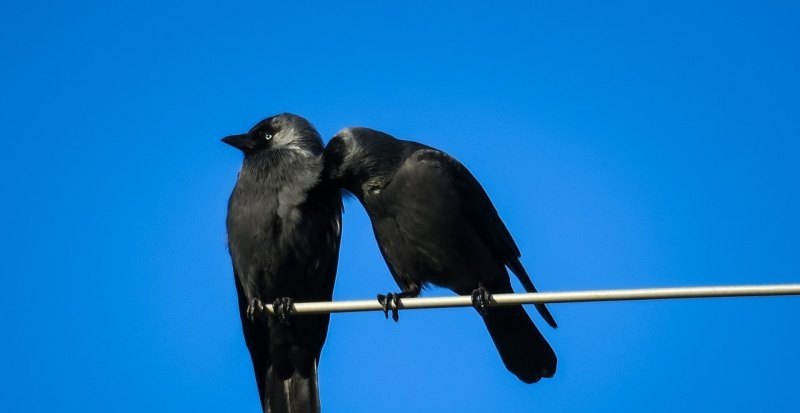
272;297;294;324
246;298;265;322
470;285;493;317
377;293;401;322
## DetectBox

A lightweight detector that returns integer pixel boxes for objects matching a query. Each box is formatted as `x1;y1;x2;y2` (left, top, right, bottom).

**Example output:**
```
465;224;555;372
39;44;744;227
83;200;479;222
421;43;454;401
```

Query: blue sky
2;1;799;411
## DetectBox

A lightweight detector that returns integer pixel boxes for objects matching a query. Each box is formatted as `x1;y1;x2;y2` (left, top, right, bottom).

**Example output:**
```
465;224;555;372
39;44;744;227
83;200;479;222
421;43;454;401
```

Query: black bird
324;127;557;383
223;114;342;412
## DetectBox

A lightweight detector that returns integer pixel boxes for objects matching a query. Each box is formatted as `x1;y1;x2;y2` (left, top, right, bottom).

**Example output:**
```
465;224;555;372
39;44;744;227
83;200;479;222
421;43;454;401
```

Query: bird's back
365;145;558;383
366;148;505;293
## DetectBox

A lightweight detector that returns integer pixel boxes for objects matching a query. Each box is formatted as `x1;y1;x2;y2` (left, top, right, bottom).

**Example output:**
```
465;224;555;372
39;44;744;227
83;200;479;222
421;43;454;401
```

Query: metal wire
263;283;800;315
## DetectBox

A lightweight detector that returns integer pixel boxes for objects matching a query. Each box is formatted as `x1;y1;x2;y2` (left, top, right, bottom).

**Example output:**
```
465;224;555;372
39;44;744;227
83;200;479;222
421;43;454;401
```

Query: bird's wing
411;149;557;328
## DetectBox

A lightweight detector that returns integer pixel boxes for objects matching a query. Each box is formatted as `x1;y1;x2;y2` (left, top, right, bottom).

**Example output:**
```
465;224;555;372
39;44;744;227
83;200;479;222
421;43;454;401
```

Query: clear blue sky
2;1;799;412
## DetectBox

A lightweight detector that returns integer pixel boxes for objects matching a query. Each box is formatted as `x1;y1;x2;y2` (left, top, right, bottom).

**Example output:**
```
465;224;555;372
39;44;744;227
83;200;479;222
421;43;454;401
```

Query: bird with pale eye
222;113;342;413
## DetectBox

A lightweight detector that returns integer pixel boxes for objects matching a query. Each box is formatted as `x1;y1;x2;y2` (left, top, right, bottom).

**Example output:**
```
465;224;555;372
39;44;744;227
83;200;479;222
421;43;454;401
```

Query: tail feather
264;361;320;413
482;304;557;383
507;259;558;329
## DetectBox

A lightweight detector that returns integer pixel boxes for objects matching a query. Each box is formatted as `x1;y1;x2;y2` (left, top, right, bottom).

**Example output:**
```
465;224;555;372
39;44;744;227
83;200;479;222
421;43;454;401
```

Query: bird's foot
272;297;294;324
470;285;493;317
246;298;265;322
377;292;402;322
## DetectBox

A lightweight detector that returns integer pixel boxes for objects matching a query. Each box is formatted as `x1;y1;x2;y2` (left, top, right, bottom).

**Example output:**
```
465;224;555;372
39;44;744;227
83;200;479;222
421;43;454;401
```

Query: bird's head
221;113;323;156
322;131;353;187
324;127;407;198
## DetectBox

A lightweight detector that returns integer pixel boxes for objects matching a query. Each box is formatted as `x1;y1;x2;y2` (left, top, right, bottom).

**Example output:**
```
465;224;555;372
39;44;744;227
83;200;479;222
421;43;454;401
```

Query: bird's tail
482;304;557;383
264;360;321;413
507;258;558;329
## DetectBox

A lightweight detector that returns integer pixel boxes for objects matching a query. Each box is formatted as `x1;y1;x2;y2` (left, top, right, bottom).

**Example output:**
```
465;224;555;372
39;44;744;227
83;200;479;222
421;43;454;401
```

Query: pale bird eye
264;133;273;140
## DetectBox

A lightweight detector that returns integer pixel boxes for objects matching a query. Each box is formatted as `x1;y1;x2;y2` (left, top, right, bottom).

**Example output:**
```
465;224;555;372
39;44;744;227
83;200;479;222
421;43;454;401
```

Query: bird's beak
221;133;254;151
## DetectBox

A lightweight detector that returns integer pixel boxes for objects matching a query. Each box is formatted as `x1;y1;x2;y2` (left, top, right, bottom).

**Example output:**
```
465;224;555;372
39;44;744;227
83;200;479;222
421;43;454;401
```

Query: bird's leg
377;294;389;319
470;283;493;317
246;298;265;322
272;297;294;325
376;293;396;321
377;287;419;322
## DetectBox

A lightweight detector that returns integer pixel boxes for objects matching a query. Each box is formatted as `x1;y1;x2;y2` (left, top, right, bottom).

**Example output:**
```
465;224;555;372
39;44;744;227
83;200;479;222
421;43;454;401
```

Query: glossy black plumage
223;114;342;412
324;127;556;383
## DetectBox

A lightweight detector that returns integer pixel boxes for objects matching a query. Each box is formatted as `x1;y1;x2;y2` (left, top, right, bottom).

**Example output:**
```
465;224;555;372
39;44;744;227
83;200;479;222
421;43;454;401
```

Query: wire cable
263;283;800;315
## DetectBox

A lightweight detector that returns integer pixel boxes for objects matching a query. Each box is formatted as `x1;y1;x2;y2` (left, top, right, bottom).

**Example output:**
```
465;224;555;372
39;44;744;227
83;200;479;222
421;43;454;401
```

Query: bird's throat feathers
240;148;323;190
